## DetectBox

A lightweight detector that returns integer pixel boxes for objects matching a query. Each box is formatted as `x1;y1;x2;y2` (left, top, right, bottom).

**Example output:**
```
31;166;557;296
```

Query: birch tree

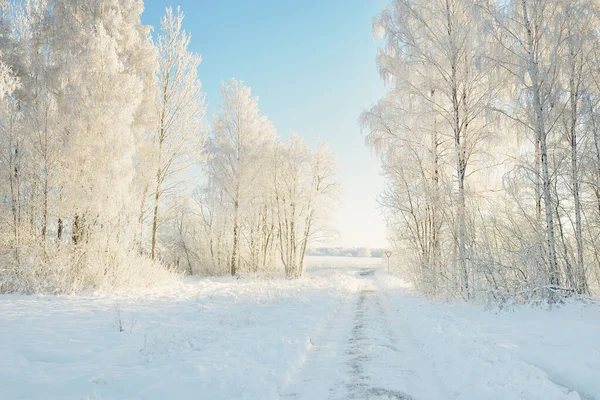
484;0;567;289
150;6;207;260
209;79;275;275
0;0;179;293
558;0;597;293
0;54;22;261
51;0;152;243
362;88;452;295
369;0;600;299
274;134;339;278
373;0;493;298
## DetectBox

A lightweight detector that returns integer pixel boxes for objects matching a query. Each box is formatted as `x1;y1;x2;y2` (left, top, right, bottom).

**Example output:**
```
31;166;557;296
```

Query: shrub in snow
0;237;179;294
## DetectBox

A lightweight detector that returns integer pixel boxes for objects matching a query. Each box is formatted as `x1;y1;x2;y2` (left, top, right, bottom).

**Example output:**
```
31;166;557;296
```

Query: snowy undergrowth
0;244;180;294
0;256;379;400
377;271;600;399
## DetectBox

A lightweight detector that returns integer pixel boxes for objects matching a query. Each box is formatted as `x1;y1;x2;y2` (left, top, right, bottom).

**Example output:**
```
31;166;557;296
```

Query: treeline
0;1;338;293
364;0;600;301
306;247;386;258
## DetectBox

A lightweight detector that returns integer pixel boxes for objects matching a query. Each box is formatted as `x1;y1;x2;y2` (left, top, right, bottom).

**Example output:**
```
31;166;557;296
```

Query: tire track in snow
280;268;435;400
538;370;596;400
278;272;360;399
344;270;414;399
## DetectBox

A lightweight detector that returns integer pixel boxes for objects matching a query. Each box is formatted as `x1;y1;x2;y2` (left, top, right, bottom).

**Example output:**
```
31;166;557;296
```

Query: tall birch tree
150;6;207;260
209;79;275;275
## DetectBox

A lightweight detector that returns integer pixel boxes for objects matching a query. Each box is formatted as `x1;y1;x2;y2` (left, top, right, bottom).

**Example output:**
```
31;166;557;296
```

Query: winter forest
364;0;600;301
1;0;600;305
1;1;600;399
0;1;340;293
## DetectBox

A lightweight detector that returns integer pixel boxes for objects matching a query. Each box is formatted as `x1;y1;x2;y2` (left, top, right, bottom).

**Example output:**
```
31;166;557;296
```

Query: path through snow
282;268;443;399
0;256;598;400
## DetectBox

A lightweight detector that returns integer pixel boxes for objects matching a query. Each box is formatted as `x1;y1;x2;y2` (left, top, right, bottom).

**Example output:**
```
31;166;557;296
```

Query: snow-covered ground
0;256;598;400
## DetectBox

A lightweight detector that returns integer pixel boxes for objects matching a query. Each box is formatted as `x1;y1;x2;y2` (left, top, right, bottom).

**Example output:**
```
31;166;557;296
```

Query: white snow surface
0;256;598;400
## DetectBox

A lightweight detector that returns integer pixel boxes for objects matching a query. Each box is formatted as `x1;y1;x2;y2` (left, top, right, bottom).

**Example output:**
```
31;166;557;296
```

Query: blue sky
142;0;388;248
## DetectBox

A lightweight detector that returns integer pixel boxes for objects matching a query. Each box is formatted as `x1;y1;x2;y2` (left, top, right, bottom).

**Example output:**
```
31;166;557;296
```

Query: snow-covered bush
0;237;179;294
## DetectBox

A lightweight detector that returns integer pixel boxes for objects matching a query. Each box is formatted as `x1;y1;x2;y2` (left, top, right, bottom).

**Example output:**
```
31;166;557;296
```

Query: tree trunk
42;169;48;240
299;209;314;278
535;134;542;219
522;0;560;288
591;104;600;281
290;201;296;278
571;122;586;294
452;83;468;298
138;184;148;253
9;135;21;263
432;117;441;292
230;187;240;276
445;0;468;299
568;57;587;294
72;214;81;245
57;218;63;241
151;171;161;260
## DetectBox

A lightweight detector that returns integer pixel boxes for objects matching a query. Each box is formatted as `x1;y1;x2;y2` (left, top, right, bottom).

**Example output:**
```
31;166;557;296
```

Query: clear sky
142;0;389;248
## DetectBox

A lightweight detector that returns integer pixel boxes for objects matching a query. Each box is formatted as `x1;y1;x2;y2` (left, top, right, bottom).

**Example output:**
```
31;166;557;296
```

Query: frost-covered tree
274;134;339;278
208;79;275;275
369;0;600;300
50;0;152;242
149;6;207;260
369;0;494;298
546;0;598;294
483;0;566;292
193;82;339;278
0;0;340;291
0;53;22;261
0;0;175;293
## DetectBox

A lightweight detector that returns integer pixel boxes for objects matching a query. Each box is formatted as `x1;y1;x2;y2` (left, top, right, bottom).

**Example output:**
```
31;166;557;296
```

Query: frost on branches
364;0;600;301
0;1;340;293
193;80;339;278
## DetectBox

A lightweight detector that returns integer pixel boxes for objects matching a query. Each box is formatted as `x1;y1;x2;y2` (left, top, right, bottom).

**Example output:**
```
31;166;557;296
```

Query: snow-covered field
0;256;598;400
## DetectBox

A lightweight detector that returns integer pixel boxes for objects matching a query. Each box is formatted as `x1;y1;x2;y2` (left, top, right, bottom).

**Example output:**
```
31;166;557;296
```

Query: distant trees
200;81;339;277
367;0;600;299
275;135;339;277
207;79;275;275
306;247;382;258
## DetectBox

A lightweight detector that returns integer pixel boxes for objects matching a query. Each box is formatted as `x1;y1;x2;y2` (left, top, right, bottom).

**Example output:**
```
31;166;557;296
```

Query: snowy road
282;268;443;399
1;257;598;400
282;266;597;400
